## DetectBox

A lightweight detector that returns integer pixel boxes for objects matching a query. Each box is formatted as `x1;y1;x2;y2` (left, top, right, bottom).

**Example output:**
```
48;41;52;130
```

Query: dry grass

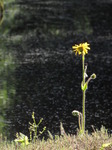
0;127;112;150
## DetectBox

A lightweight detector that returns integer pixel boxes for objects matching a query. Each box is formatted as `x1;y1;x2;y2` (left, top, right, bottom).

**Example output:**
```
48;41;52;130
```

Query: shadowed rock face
11;0;112;63
3;0;112;139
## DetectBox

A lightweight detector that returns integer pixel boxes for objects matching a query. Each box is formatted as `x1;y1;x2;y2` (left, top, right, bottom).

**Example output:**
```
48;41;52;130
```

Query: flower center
79;46;83;52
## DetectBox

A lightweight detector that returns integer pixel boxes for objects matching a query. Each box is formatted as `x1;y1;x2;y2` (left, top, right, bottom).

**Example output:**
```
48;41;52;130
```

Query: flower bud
91;73;96;79
72;110;80;117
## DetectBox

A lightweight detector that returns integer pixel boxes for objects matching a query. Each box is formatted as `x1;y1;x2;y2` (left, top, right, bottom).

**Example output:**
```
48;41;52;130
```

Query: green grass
0;126;112;150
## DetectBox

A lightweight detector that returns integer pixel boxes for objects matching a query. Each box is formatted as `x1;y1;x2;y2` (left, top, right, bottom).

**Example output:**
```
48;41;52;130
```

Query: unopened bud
91;73;96;79
72;110;80;117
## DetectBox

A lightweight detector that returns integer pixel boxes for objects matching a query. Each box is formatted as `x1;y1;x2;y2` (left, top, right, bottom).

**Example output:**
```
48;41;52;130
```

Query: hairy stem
82;53;85;133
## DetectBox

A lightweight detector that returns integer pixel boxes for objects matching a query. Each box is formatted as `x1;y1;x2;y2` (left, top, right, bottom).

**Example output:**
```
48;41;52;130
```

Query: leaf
81;82;88;91
14;132;30;146
47;130;53;140
102;143;112;148
100;142;112;150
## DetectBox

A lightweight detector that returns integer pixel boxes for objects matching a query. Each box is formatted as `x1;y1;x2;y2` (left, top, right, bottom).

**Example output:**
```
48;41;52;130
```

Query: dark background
0;0;112;139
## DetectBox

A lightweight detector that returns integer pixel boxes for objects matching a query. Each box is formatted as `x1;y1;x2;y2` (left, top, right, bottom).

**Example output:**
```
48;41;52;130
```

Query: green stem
82;53;85;133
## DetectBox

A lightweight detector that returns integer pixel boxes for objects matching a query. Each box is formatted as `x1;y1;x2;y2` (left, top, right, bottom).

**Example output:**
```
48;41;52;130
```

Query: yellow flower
72;42;90;55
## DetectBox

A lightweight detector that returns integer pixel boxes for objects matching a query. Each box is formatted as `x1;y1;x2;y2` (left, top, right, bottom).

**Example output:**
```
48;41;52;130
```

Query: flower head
72;42;90;55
